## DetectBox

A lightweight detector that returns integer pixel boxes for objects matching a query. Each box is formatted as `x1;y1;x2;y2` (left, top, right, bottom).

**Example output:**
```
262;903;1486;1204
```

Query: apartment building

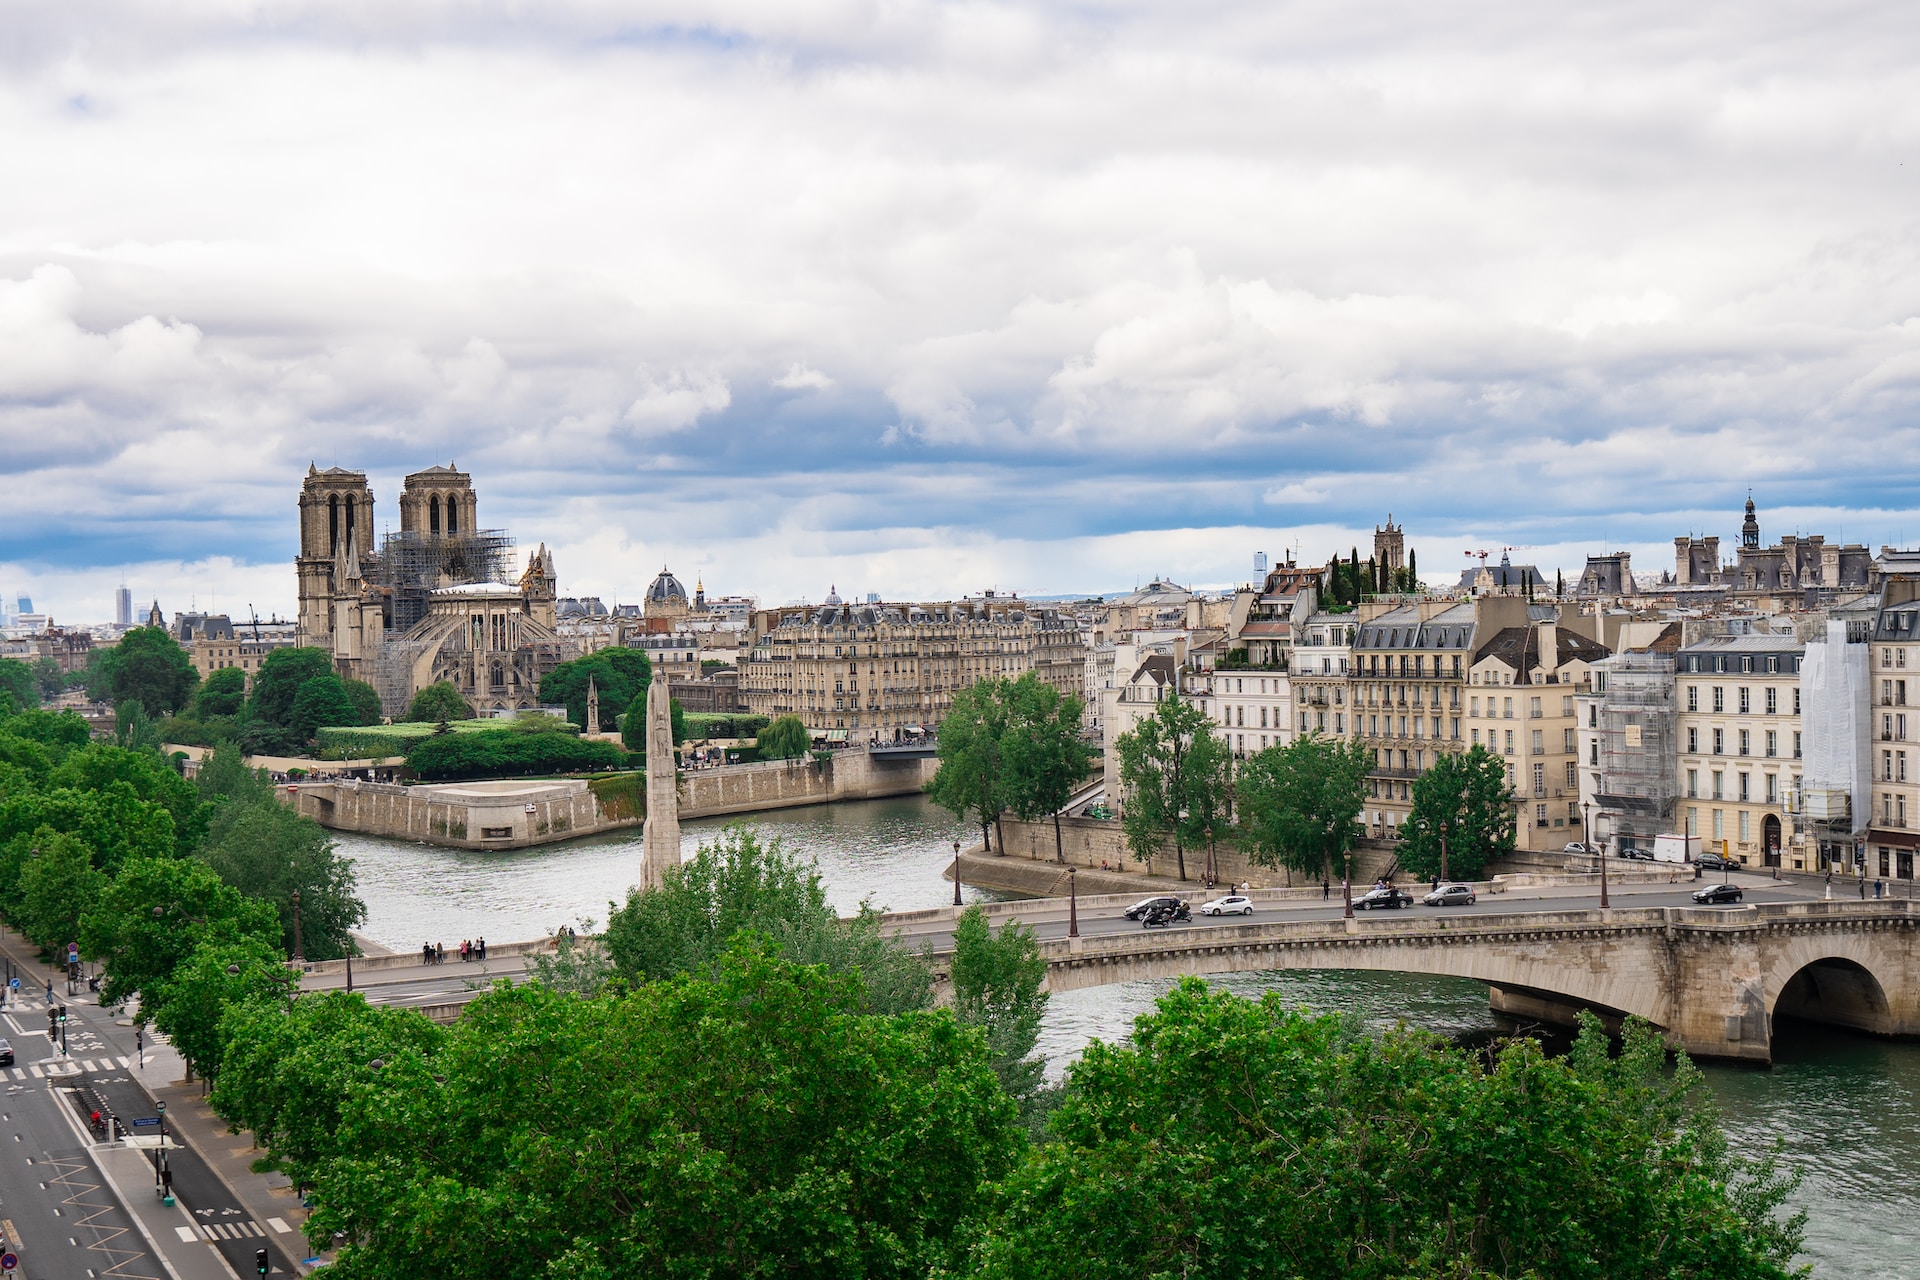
1468;614;1611;851
1348;601;1477;836
1675;634;1804;867
742;597;1086;737
1868;574;1920;878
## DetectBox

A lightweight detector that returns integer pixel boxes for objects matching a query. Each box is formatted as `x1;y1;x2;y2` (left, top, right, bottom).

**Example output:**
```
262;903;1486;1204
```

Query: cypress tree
1557;569;1565;598
1407;547;1417;586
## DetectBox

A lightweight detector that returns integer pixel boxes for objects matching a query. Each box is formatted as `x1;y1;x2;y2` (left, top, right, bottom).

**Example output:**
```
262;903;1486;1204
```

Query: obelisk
639;664;681;888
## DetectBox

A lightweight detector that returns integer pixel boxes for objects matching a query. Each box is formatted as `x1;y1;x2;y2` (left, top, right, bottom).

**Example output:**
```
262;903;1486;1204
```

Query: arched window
448;496;461;535
328;495;340;551
430;494;441;535
490;661;506;690
344;495;356;548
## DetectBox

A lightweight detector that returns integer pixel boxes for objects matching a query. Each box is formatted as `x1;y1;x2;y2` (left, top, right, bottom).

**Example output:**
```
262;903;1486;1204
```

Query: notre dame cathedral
294;463;573;717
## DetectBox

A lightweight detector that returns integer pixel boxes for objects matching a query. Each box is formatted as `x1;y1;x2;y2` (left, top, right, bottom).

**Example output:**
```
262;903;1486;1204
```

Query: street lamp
952;838;963;908
1343;850;1354;920
290;888;304;963
1439;820;1450;885
1584;800;1608;909
1068;867;1079;938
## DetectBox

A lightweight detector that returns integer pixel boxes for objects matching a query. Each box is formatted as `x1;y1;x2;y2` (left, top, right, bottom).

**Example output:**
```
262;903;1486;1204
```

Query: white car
1199;894;1255;916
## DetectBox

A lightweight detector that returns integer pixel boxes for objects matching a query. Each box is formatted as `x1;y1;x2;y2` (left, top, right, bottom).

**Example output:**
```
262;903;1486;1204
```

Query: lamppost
157;1100;173;1205
1067;867;1079;938
290;888;304;964
1584;800;1608;909
952;838;963;908
1439;820;1450;885
1343;850;1354;919
1205;824;1215;889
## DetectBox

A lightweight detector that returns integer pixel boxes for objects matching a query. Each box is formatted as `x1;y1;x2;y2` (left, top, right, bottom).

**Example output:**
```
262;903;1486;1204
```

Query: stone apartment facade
1868;569;1920;878
1674;634;1804;866
1468;615;1610;851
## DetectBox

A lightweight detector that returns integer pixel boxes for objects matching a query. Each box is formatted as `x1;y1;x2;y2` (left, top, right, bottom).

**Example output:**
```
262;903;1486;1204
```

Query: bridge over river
302;880;1919;1065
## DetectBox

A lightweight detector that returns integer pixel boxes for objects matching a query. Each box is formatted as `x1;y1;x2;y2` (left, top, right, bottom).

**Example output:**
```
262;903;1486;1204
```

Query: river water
334;794;1915;1277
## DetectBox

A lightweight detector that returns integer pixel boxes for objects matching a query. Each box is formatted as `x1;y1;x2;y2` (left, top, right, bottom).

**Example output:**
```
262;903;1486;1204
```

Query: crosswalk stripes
195;1221;269;1240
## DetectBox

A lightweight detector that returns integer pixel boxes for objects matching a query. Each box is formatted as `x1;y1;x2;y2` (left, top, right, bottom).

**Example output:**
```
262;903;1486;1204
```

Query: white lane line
176;1226;197;1242
27;1065;41;1078
267;1217;291;1233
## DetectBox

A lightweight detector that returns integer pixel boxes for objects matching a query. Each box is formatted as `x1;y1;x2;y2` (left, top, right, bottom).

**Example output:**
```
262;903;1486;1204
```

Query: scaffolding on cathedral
372;528;517;633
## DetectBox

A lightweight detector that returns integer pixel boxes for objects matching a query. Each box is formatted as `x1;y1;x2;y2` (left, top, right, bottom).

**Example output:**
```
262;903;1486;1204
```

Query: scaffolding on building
1592;652;1679;851
371;529;517;634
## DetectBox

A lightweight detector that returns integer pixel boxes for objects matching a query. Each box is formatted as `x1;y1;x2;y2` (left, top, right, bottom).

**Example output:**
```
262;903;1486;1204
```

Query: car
1200;894;1255;916
1423;884;1477;907
1355;886;1415;910
1696;851;1736;873
0;1038;11;1067
1562;841;1597;856
1617;847;1655;861
1692;882;1744;905
1124;895;1187;921
1142;902;1189;928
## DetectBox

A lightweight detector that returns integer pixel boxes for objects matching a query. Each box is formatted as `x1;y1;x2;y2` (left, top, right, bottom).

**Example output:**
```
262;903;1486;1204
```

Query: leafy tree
603;825;932;1016
525;920;616;995
967;985;1803;1280
756;713;811;760
31;656;65;701
928;677;1012;854
342;679;384;727
114;699;162;752
108;626;199;714
16;828;107;955
0;707;90;757
403;729;626;781
0;779;181;878
402;681;473;724
296;947;1020;1280
620;690;648;751
0;658;38;711
1001;675;1094;864
199;800;366;960
670;696;688;745
1399;743;1517;882
1113;691;1227;880
51;741;208;856
150;937;294;1082
247;647;336;730
194;666;249;718
80;854;282;1012
1235;732;1375;884
539;647;652;731
949;906;1049;1112
290;675;358;741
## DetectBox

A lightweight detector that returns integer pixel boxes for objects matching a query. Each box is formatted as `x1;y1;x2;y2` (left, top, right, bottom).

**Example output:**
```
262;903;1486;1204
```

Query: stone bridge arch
1760;925;1920;1041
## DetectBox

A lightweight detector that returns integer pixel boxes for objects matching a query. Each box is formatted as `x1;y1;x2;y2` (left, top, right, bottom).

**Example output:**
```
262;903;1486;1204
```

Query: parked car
1696;851;1736;874
1200;894;1255;916
1423;884;1477;907
1355;886;1416;910
1562;841;1597;855
1142;902;1189;928
1124;895;1188;921
0;1038;12;1067
1617;847;1654;861
1691;882;1744;905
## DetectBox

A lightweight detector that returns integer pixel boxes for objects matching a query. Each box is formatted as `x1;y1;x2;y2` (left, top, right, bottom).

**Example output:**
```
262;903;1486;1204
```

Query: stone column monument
640;665;681;888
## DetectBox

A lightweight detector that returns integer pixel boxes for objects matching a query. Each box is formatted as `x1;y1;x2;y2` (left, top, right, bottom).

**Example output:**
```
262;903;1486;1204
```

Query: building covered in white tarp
1798;620;1871;870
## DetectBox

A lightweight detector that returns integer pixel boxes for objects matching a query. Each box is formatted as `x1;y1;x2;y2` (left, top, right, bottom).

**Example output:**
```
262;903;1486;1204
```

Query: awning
1866;827;1920;851
827;729;848;742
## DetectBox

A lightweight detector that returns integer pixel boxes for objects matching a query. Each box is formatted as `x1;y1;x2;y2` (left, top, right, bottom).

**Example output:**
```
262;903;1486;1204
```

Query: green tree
150;937;294;1081
247;647;336;730
525;920;616;995
199;801;366;960
51;741;208;856
968;985;1803;1280
1235;732;1375;884
1399;744;1517;882
1113;691;1227;880
342;679;384;727
928;678;1012;854
108;626;199;714
114;699;162;752
0;658;40;711
403;729;625;781
31;656;65;701
80;854;282;1012
1001;675;1094;864
296;947;1020;1280
16;828;108;955
603;825;933;1016
288;675;358;741
949;906;1048;1112
539;648;652;731
402;681;473;724
756;713;810;760
620;690;648;751
194;666;249;718
670;696;688;745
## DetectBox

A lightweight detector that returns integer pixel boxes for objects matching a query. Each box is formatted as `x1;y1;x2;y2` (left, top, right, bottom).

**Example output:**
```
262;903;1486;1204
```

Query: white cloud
1263;482;1331;506
773;363;835;391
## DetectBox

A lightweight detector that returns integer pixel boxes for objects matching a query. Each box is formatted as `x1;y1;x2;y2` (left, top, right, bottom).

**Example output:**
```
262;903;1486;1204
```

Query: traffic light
56;1005;66;1024
255;1247;269;1275
46;1009;56;1040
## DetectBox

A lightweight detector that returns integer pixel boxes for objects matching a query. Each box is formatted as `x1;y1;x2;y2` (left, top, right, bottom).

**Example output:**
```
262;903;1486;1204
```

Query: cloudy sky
3;0;1918;622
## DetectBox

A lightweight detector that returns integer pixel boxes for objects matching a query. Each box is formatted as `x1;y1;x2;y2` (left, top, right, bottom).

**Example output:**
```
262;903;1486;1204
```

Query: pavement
0;925;316;1278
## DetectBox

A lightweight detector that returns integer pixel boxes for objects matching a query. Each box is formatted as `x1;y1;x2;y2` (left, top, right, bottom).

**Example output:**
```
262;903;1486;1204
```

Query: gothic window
448;496;461;535
328;495;340;551
490;662;506;690
430;494;441;534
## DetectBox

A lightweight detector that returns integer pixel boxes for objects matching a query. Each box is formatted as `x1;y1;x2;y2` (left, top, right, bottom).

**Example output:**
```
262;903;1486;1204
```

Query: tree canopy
756;713;810;760
1113;691;1229;880
107;626;200;715
194;666;249;718
342;678;384;727
928;678;1013;851
404;680;475;724
1399;743;1518;881
540;647;652;731
1235;732;1376;882
404;728;627;781
0;658;39;710
289;674;359;741
1000;675;1095;863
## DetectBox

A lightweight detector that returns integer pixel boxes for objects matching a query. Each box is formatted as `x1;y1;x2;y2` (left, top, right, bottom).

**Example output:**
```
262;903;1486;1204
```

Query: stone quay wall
985;815;1399;890
285;749;940;850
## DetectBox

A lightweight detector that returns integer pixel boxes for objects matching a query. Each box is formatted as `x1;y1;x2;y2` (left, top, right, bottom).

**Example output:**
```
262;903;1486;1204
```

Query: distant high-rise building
1254;551;1268;577
115;586;132;627
15;595;31;615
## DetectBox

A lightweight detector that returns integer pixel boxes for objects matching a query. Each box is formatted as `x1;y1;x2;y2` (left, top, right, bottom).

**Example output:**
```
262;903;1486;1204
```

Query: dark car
0;1038;11;1067
1142;902;1190;928
1355;886;1415;910
1692;882;1744;905
1616;847;1655;861
1125;895;1187;921
1696;852;1736;874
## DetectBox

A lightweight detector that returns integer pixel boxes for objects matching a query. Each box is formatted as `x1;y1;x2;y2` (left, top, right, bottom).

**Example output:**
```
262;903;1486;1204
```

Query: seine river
335;793;1916;1278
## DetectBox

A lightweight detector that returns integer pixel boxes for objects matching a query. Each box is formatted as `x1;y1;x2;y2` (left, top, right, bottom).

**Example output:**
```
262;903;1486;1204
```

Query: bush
405;729;628;781
757;715;810;760
587;772;646;821
405;681;474;723
682;713;769;741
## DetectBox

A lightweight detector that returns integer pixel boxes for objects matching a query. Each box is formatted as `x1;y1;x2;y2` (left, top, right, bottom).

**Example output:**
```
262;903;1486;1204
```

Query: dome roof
647;567;688;603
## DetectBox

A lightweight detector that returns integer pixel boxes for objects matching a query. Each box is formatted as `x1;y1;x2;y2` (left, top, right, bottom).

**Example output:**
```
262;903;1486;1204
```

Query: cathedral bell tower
297;465;376;652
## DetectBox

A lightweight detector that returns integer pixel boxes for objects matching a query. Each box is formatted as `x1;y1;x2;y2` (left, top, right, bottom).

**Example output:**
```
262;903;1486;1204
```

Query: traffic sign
131;1117;161;1128
2;1251;17;1271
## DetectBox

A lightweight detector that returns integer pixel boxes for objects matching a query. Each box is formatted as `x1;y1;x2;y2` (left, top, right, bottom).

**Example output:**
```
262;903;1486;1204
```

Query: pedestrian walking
1860;877;1867;899
1322;879;1330;899
477;937;486;960
1875;879;1885;899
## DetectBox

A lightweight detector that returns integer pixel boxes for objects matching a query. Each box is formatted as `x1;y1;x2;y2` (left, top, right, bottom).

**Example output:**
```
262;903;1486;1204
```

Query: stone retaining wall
988;816;1398;890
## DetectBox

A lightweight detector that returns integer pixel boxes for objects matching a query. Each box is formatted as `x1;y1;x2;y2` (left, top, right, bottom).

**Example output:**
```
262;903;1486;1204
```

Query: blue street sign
131;1117;161;1128
2;1249;17;1270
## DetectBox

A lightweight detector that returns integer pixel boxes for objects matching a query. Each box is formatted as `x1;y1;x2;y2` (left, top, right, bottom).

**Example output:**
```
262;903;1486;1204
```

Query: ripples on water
332;795;1915;1277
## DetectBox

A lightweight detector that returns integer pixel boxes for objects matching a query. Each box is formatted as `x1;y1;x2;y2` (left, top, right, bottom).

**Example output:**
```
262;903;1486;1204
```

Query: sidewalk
0;926;323;1275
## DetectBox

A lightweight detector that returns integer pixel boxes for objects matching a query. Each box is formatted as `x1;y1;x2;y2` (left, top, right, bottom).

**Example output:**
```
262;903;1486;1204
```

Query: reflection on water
334;796;1915;1277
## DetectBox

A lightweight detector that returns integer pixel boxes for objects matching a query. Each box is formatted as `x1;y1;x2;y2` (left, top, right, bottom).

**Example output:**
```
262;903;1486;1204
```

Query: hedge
318;718;579;760
405;730;628;781
680;713;770;741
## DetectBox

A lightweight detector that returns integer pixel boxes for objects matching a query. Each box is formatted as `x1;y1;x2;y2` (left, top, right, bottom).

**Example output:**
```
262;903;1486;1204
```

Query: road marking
27;1066;40;1078
176;1226;197;1242
117;1056;131;1067
268;1217;291;1233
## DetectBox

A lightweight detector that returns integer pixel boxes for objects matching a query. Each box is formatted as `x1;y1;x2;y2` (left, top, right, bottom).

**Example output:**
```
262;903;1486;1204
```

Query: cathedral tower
399;464;478;538
297;465;376;650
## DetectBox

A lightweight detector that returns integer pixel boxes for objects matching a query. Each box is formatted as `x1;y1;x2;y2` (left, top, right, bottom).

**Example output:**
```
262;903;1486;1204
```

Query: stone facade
1676;633;1804;866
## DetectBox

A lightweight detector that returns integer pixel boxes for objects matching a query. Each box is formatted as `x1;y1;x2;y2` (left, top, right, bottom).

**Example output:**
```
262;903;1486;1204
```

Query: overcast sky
3;0;1918;622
